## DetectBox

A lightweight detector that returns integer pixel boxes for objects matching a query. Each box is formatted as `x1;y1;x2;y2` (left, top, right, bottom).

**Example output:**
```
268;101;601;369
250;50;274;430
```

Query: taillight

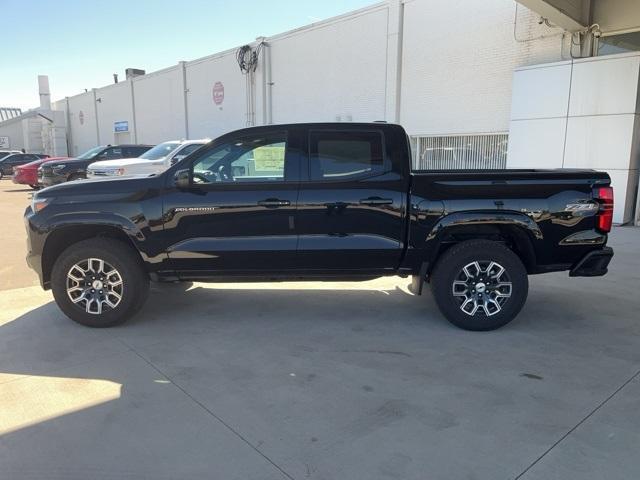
594;186;614;233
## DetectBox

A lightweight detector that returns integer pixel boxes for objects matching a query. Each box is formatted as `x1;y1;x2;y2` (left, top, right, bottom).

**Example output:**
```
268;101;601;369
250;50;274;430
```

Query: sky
0;0;375;111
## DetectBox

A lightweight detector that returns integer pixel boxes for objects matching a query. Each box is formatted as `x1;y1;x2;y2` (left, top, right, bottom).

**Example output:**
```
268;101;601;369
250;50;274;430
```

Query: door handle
359;197;393;206
258;198;291;208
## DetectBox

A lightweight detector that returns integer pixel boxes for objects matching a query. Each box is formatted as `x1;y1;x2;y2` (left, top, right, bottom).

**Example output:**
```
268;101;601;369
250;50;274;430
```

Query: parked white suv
86;139;208;178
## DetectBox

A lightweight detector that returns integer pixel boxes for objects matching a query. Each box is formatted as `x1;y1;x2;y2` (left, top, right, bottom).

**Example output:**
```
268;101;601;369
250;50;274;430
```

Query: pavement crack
118;339;295;480
514;367;640;479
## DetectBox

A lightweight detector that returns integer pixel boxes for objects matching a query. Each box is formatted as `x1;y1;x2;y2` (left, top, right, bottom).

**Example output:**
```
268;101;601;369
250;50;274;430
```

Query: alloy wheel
451;261;512;316
66;258;124;315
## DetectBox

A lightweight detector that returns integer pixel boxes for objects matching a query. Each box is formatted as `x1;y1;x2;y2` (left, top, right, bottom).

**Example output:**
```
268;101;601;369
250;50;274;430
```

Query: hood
18;157;69;170
37;174;164;198
42;157;84;168
88;157;163;169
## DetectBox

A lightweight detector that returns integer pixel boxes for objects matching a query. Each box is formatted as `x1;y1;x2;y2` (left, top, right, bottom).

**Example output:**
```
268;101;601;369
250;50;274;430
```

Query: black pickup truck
24;123;614;331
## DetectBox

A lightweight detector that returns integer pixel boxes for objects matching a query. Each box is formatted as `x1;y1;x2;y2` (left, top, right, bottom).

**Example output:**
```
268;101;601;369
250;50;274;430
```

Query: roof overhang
516;0;590;32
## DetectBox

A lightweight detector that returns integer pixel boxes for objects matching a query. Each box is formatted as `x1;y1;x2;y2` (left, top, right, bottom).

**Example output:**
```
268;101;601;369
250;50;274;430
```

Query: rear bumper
569;247;614;277
13;170;36;185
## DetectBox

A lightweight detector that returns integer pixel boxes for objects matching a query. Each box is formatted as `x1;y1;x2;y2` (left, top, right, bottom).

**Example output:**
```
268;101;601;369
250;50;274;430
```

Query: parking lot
0;178;639;479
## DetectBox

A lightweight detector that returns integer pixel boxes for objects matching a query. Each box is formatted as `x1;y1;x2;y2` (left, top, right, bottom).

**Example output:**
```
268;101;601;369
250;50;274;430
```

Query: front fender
45;211;146;241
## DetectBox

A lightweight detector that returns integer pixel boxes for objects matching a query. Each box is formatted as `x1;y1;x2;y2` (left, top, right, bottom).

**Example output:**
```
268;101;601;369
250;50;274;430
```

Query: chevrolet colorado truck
24;123;614;331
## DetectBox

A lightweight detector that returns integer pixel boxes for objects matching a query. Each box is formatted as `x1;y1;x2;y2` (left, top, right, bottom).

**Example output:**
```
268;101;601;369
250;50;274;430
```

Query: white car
86;139;208;178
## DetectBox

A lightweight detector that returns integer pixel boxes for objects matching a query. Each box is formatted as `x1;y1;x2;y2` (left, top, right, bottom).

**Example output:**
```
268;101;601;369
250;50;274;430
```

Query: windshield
77;145;106;160
138;142;180;160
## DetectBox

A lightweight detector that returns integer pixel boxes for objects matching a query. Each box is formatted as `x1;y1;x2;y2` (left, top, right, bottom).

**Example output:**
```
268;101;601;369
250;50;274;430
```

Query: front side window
191;134;287;184
309;131;385;180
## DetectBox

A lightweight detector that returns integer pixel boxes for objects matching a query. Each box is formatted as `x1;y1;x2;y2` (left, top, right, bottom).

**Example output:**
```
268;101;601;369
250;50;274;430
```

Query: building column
385;0;404;123
179;61;190;138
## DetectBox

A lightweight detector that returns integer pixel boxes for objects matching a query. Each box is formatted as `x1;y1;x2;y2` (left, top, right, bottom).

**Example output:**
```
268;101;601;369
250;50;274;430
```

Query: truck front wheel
51;238;149;327
430;240;528;331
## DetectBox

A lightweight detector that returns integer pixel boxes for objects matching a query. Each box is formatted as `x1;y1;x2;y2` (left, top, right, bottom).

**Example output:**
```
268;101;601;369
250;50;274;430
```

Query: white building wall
95;82;134;146
400;0;570;136
0;118;25;151
133;66;187;144
268;5;389;124
67;92;98;156
185;51;246;139
507;52;640;224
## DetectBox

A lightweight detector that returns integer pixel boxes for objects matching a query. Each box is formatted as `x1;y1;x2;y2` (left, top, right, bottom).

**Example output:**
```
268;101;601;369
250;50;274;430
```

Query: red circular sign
79;110;84;125
212;82;224;105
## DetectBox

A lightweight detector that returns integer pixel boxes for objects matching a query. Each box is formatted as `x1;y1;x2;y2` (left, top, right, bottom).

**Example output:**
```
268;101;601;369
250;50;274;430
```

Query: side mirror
174;169;190;189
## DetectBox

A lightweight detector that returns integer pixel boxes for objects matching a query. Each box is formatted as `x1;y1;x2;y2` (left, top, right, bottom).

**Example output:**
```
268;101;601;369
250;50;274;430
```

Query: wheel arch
424;211;540;275
41;224;144;288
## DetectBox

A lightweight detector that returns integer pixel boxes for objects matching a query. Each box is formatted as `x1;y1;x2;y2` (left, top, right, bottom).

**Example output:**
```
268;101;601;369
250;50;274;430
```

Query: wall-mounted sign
79;110;84;125
212;81;224;105
0;136;9;149
114;121;129;133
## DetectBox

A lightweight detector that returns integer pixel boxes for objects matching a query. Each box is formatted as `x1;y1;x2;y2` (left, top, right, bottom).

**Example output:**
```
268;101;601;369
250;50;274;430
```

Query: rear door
161;127;302;275
296;127;408;272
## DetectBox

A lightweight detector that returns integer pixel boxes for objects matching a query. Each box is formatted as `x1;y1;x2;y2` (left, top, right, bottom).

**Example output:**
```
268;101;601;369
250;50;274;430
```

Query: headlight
52;164;66;171
31;196;51;213
102;168;125;176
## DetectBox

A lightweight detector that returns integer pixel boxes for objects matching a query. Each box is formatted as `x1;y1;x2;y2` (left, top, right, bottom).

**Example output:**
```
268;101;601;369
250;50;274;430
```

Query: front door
161;128;301;277
296;128;407;273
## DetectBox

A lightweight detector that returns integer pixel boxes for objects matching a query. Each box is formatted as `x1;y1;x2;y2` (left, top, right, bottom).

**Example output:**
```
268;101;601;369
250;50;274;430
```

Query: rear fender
423;210;541;272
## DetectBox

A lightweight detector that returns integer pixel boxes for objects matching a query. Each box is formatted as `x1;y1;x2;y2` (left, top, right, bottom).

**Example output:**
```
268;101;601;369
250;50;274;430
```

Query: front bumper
24;206;48;288
38;171;67;187
569;247;614;277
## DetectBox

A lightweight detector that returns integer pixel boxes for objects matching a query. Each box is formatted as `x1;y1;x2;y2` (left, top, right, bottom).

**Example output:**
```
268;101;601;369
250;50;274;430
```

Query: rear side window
309;131;385;180
97;147;123;160
124;146;150;157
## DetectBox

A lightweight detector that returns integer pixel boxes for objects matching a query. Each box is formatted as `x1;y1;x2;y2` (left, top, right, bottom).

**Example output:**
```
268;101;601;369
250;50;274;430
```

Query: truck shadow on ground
2;275;640;479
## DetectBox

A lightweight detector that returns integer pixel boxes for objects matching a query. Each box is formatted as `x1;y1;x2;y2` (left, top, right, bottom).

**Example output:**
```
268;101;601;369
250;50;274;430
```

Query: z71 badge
565;203;597;211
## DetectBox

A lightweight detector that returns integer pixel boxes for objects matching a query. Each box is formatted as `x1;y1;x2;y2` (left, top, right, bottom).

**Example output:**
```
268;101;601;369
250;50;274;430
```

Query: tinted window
178;143;204;157
96;147;123;160
6;155;24;163
192;134;287;184
77;145;106;160
126;146;153;158
309;131;385;180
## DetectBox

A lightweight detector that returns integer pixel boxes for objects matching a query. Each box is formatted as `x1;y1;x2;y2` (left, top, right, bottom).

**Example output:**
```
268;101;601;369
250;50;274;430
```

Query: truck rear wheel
430;240;528;331
51;238;149;327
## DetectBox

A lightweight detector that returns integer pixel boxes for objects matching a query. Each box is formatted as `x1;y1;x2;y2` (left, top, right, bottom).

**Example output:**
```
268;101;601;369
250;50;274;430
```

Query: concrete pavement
0;181;40;290
0;228;639;479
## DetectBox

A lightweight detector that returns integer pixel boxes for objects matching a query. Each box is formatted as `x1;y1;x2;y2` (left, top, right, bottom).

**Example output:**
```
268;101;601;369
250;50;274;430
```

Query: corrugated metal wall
413;133;509;170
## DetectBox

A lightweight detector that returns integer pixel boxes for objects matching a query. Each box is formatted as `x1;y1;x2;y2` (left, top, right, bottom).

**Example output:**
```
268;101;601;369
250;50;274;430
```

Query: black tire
51;238;149;327
67;173;84;182
0;170;4;180
430;240;528;331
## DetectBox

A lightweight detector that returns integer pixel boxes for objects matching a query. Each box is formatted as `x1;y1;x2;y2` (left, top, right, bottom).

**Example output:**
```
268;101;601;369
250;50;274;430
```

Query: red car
12;157;68;189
